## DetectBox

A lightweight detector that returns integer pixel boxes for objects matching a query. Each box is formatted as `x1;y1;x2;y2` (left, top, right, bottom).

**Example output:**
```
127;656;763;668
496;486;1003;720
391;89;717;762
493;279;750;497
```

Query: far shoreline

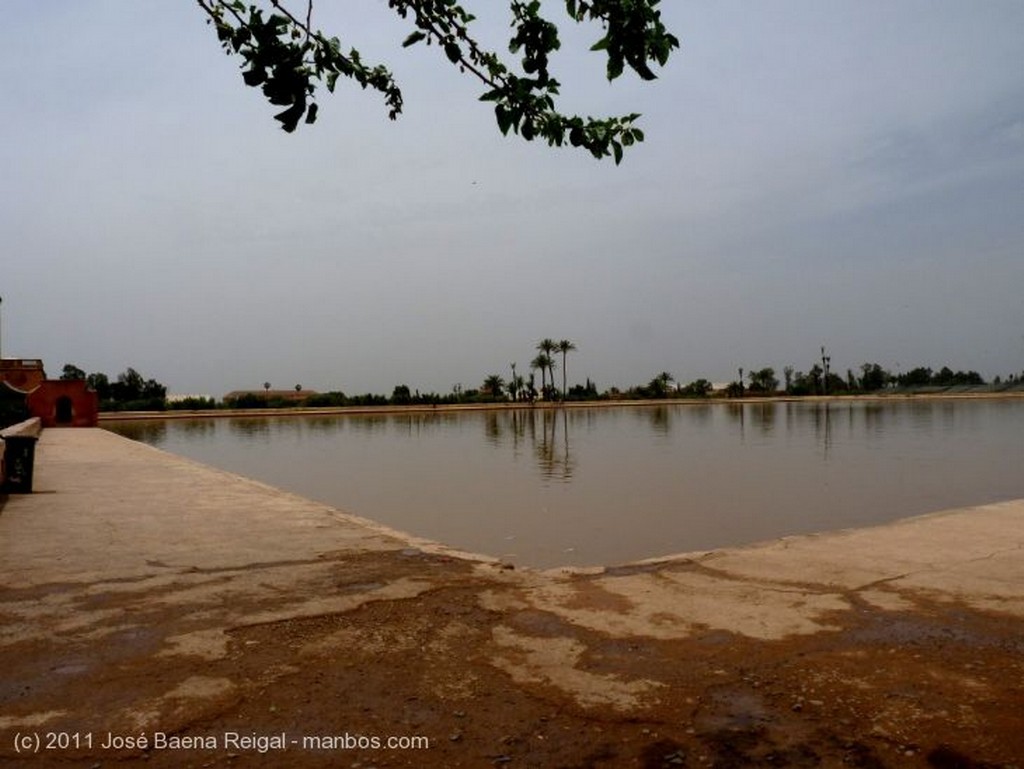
97;390;1024;422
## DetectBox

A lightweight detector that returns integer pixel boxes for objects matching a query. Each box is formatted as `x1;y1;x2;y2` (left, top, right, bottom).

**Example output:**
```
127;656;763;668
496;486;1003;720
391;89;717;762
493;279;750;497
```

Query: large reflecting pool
107;399;1024;568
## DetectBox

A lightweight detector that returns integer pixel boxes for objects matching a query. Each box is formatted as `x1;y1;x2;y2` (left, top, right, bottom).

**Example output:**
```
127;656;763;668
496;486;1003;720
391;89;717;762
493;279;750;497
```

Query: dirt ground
2;548;1021;769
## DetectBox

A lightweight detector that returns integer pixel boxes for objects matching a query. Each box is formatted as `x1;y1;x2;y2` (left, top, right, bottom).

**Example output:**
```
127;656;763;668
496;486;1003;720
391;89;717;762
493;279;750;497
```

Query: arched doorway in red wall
55;396;74;424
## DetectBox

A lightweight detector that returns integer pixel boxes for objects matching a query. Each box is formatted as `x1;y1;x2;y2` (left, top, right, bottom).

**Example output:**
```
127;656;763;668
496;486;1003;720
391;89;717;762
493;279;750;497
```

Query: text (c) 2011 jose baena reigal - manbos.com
14;730;431;754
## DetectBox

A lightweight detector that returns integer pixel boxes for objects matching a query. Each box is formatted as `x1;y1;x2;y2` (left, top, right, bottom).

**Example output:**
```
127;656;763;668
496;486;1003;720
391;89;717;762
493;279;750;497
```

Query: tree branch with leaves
196;0;678;163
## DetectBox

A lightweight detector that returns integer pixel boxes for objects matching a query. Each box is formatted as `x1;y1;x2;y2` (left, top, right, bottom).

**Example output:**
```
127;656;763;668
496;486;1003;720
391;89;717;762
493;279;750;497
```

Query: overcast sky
2;1;1022;396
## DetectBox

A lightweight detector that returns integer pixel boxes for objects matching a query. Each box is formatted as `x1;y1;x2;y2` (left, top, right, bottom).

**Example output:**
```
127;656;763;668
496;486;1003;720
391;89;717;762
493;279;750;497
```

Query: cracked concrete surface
2;427;1023;767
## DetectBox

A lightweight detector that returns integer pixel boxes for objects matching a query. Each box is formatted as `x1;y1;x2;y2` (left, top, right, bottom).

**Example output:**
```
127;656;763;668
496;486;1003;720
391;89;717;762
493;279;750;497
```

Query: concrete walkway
1;428;1022;768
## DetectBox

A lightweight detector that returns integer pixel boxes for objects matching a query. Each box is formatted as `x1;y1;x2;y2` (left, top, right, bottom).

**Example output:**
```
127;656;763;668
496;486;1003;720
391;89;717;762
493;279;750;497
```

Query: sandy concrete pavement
1;428;1022;768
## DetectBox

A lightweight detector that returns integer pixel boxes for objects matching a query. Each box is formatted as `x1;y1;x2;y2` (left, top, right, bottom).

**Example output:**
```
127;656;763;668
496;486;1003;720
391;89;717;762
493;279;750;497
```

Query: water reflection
725;403;745;439
749;403;777;435
106;400;1024;569
228;417;273;440
178;419;217;439
816;404;832;456
307;416;344;435
348;413;390;433
483;411;503;446
108;401;1022;476
112;420;168;444
646;405;671;435
689;404;712;427
530;409;575;482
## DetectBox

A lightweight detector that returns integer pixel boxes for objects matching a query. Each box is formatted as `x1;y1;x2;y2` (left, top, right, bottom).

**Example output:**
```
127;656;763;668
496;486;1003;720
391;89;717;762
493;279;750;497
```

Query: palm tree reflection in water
484;408;577;482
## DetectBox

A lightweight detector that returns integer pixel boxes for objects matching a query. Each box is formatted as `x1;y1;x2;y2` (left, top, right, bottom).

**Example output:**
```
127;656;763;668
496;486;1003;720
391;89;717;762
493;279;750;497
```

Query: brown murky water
107;400;1024;568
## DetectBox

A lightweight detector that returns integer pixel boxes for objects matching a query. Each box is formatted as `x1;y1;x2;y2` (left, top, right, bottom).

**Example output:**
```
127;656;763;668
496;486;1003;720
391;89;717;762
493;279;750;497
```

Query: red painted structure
26;380;99;427
0;359;99;427
0;359;46;391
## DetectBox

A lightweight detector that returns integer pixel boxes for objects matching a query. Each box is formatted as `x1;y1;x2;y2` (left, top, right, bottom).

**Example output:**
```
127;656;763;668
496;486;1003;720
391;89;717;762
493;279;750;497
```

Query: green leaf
606;55;624;81
402;31;427;48
495;105;512;135
242;67;266;87
200;0;670;156
274;101;305;132
633;60;657;81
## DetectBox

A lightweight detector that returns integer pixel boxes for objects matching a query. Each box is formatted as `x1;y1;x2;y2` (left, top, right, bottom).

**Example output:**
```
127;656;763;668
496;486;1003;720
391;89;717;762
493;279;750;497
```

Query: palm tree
526;372;537;402
509;362;518;401
556;339;576;399
536;339;557;399
481;374;506;401
648;371;674;398
510;373;525;402
531;353;552;398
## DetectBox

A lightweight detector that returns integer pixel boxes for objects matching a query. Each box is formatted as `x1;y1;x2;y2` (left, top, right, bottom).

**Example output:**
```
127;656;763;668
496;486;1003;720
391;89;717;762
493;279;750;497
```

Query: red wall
26;381;99;427
0;360;46;391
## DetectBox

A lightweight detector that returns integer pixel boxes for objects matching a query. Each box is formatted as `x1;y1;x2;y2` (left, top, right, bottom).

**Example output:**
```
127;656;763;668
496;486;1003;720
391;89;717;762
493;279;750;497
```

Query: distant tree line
61;346;1020;413
61;364;168;411
705;360;991;399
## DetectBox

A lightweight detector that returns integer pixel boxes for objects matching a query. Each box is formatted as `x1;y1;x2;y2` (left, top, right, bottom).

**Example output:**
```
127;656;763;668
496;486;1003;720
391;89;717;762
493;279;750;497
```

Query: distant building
0;358;46;391
27;379;99;427
223;389;319;404
0;359;98;427
166;394;215;404
0;297;98;426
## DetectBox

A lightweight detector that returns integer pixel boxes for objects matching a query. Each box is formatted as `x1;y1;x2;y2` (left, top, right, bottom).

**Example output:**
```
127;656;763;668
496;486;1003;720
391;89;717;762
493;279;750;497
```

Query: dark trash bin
1;418;41;494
